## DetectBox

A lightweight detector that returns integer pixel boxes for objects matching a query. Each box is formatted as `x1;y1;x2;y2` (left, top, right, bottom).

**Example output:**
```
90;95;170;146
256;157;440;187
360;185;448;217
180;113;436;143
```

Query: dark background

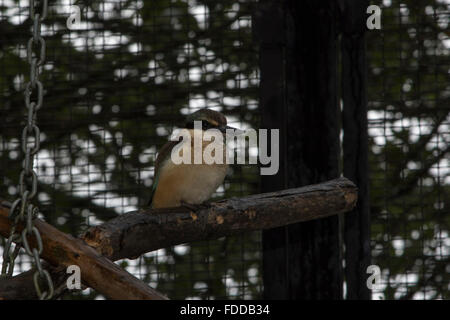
0;0;448;299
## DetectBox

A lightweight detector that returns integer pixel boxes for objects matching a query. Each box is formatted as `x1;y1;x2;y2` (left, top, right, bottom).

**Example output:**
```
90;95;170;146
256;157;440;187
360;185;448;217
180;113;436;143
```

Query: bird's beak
220;125;245;136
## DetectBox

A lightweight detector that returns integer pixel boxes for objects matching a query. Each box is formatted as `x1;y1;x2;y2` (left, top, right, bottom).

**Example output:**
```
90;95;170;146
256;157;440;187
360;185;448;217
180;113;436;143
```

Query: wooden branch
0;265;68;300
0;206;168;300
0;177;357;299
84;177;357;260
0;269;39;300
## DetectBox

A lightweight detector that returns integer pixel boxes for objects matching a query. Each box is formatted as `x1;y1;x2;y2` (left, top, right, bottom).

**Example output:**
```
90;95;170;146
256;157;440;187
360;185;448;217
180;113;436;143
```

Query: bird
148;108;238;209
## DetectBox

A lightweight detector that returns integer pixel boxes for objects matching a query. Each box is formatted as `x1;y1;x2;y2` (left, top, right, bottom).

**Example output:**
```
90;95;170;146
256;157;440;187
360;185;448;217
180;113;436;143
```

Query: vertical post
340;0;371;300
257;0;342;299
255;0;289;298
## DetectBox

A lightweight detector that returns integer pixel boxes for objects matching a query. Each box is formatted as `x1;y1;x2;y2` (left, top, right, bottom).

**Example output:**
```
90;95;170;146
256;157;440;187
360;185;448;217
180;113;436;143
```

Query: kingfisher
148;109;239;209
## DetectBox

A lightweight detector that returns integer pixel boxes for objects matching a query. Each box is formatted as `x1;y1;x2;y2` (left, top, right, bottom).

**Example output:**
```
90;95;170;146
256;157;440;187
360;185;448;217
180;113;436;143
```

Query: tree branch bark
0;206;168;300
83;177;357;260
0;177;357;299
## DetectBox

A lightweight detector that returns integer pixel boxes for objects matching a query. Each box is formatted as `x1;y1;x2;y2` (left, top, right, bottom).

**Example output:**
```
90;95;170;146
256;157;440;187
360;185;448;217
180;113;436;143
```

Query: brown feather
154;138;181;178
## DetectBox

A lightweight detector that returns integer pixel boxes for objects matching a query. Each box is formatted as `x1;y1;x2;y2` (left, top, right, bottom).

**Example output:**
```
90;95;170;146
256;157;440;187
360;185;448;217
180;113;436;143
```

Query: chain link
0;0;53;300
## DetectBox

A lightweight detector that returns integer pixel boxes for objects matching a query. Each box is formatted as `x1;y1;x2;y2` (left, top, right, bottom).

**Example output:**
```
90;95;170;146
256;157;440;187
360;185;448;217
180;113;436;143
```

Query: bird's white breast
152;129;229;208
167;161;228;204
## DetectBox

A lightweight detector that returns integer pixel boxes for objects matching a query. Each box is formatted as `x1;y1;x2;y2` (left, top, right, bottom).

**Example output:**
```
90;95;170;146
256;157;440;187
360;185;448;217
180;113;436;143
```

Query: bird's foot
198;201;212;209
180;200;211;211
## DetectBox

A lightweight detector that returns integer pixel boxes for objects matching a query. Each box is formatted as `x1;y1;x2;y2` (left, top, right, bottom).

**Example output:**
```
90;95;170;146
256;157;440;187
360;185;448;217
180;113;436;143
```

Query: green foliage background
0;0;448;299
366;0;449;299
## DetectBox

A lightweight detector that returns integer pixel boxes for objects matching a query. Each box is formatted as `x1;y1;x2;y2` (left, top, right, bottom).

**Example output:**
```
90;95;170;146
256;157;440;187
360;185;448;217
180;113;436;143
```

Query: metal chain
0;0;53;300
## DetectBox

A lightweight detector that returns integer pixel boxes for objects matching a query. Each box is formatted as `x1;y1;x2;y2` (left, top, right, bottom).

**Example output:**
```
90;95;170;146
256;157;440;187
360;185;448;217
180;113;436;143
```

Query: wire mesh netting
0;0;262;299
0;0;448;300
366;0;449;299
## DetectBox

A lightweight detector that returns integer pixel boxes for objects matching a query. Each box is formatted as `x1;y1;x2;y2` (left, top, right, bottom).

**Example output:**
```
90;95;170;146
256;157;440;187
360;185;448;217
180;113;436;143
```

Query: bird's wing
148;138;182;206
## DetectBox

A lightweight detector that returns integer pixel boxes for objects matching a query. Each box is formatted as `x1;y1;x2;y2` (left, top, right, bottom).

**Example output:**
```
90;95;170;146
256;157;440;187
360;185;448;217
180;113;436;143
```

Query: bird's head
184;109;239;134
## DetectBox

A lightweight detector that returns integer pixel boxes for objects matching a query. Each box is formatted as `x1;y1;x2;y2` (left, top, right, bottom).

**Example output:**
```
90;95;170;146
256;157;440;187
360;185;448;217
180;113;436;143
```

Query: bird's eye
202;121;210;130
